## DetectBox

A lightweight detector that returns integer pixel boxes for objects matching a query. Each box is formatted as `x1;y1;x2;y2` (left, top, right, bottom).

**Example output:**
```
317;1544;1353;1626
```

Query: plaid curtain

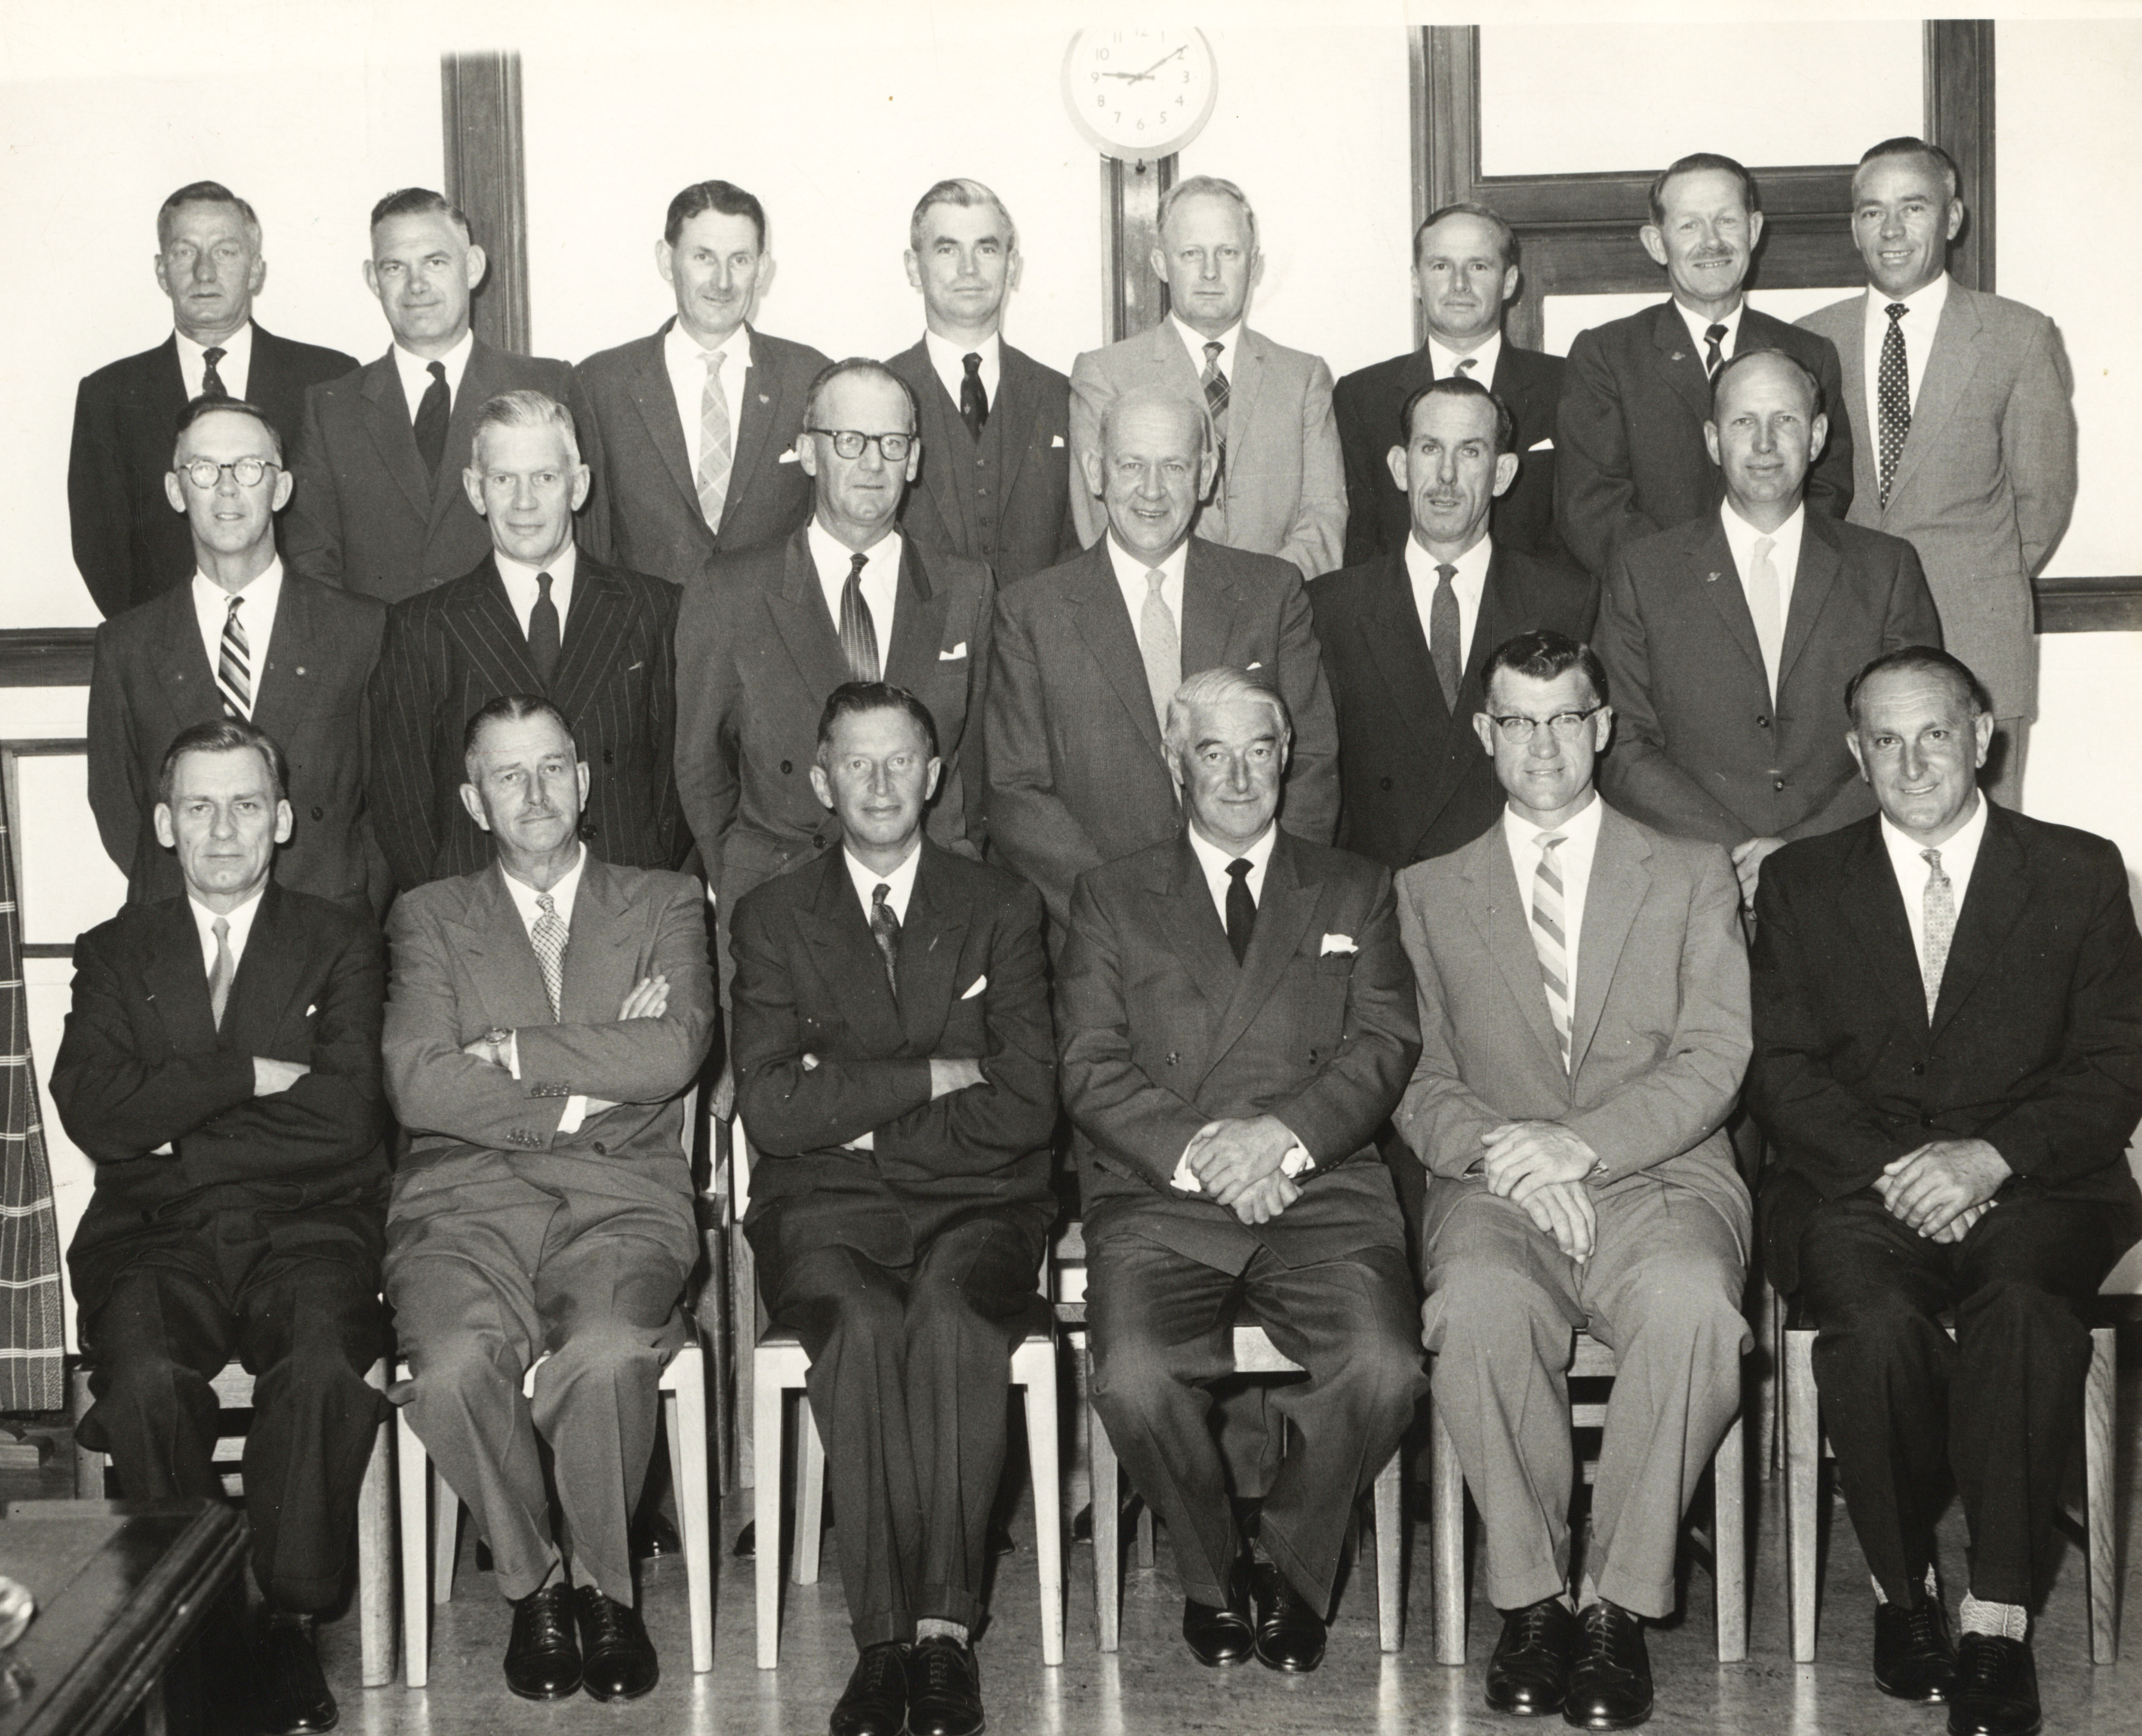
0;771;63;1410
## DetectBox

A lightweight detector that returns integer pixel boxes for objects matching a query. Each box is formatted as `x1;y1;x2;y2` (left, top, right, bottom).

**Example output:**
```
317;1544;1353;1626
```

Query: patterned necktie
1200;339;1230;477
526;571;561;689
531;891;567;1021
838;552;879;683
1140;567;1180;727
414;359;451;481
959;352;988;442
216;594;251;718
200;346;229;399
1531;833;1573;1071
207;916;234;1029
697;349;733;531
1920;848;1956;1019
1224;858;1256;964
1745;535;1783;697
1429;562;1462;710
1878;302;1912;508
870;883;900;998
1703;322;1729;378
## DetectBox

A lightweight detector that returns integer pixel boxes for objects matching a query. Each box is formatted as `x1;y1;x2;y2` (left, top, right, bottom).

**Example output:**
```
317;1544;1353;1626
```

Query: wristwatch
482;1027;513;1069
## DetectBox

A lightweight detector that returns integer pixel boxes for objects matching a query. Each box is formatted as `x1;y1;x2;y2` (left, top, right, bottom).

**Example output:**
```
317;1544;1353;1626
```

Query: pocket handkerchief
1051;434;1066;448
940;642;967;661
1529;436;1555;451
1320;933;1358;957
959;975;987;1000
306;1004;318;1016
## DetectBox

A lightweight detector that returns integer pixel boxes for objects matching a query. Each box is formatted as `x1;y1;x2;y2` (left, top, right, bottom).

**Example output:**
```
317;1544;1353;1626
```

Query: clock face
1062;26;1218;162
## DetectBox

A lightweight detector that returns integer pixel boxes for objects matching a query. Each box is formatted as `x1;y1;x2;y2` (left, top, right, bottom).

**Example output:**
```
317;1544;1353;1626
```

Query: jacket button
1756;716;1771;729
1307;1050;1318;1064
580;821;598;839
311;805;324;820
780;760;792;775
592;1142;607;1156
1911;1062;1926;1077
1167;1052;1179;1066
1772;778;1786;791
814;835;828;850
1379;776;1393;791
603;748;615;766
1921;1115;1935;1128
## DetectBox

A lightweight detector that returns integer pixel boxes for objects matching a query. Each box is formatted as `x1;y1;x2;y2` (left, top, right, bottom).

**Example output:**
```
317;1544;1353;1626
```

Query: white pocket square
777;447;799;464
960;974;987;1000
1246;661;1263;671
306;1003;318;1016
1051;434;1066;448
1320;933;1358;957
1529;436;1555;451
940;642;967;661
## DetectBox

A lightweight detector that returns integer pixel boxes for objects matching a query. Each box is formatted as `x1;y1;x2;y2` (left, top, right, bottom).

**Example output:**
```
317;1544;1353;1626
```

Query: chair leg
794;1396;825;1586
396;1406;431;1688
2087;1324;2118;1665
1784;1328;1822;1664
1756;1278;1781;1482
1712;1405;1747;1663
665;1363;715;1673
1018;1345;1066;1668
1373;1447;1404;1653
1429;1399;1467;1666
735;1255;758;1492
69;1366;105;1499
357;1360;396;1688
1135;1500;1156;1570
431;1461;458;1603
753;1358;784;1669
1087;1351;1121;1654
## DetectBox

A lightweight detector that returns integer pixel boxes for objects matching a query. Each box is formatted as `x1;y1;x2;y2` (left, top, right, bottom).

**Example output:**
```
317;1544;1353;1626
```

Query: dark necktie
870;883;900;998
1704;322;1729;379
200;346;229;400
839;552;880;683
413;359;451;481
1224;858;1255;964
216;594;251;719
960;352;988;442
1453;356;1477;379
1429;561;1462;709
1201;340;1230;478
1878;302;1912;508
527;571;561;688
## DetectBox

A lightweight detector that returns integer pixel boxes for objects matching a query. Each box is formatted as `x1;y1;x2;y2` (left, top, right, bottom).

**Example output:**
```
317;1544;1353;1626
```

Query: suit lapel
1180;538;1243;678
218;884;306;1057
908;355;978;546
1204;835;1324;1081
1688;519;1768;686
428;341;496;534
1223;331;1268;467
359;356;431;521
1651;302;1714;424
250;578;318;742
450;864;557;1029
726;326;785;531
1930;806;2029;1037
631;323;698;509
150;588;220;724
550;557;631;716
1888;289;1984;507
1776;514;1843;696
882;541;951;691
767;531;854;699
1567;808;1649;1077
442;559;545;694
1152;836;1243;1026
893;846;969;1053
1067;544;1167;764
145;900;220;1055
994;346;1039;502
1360;551;1440;757
558;856;642;1026
799;850;906;1053
1838;823;1930;1033
1457;826;1565;1072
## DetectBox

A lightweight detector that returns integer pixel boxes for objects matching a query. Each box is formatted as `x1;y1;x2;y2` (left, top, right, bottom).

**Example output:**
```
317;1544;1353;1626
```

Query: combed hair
908;177;1016;255
157;717;287;806
1483;629;1609;711
1855;135;1962;202
1647;152;1759;228
1098;385;1216;460
1397;374;1517;456
1163;667;1292;758
1157;174;1258;250
815;681;940;764
1844;645;1991;723
665;179;767;250
469;389;581;468
802;358;918;431
1415;200;1518;272
462;694;576;776
1709;347;1823;419
158;180;259;247
370;187;472;241
171;396;283;464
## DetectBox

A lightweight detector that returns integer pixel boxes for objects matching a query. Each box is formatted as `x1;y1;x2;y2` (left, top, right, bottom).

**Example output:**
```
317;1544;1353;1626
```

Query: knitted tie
1745;535;1783;698
1920;848;1956;1019
200;346;229;399
1703;322;1729;378
216;595;251;719
413;360;450;481
838;552;880;683
870;883;900;998
207;916;234;1029
1224;858;1256;964
1531;834;1572;1071
697;349;733;531
531;891;567;1021
1878;302;1911;508
959;352;988;442
1200;340;1230;477
1429;562;1462;710
526;571;561;689
1139;568;1180;727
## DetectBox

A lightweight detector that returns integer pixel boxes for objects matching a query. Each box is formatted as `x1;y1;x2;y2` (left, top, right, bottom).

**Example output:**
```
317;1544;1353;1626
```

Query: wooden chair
70;1357;398;1687
1427;1332;1748;1664
1783;1316;2117;1663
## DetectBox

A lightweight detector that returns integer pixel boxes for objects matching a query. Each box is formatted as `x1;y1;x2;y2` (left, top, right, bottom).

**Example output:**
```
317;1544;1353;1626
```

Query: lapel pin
1671;351;1686;362
1706;571;1721;583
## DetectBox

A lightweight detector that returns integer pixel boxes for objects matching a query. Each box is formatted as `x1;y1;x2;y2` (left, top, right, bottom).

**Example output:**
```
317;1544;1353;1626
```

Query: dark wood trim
1100;155;1176;343
0;629;95;687
2040;576;2142;634
1926;20;1996;294
441;52;530;354
1;736;92;958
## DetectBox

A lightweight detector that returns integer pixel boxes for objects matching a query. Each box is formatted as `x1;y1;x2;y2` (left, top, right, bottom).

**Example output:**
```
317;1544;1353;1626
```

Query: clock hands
1098;42;1188;84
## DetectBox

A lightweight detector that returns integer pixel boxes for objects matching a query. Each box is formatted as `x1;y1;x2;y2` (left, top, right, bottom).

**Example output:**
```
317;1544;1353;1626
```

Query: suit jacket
1751;805;2142;1292
576;320;829;586
732;842;1058;1273
1394;801;1752;1258
367;550;685;892
382;854;713;1252
1068;321;1347;581
89;574;388;909
1058;828;1420;1271
67;324;359;617
1594;510;1942;848
282;337;607;602
1796;285;2077;719
1333;341;1567;566
1557;301;1855;579
1311;542;1597;870
985;536;1340;936
887;337;1079;587
53;883;392;1317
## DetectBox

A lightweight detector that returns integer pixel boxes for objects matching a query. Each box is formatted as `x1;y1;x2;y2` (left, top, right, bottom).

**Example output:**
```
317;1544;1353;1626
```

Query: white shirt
1173;316;1240;385
664;319;752;478
1860;271;1950;433
390;329;473;428
924;328;1001;417
1718;500;1806;696
1426;330;1502;386
1186;818;1277;933
190;561;282;707
1502;790;1605;1007
1674;299;1745;366
1880;791;1988;975
1104;534;1189;658
175;322;253;401
843;838;922;927
492;541;579;638
809;521;901;651
187;884;266;981
499;845;589;1131
1404;532;1492;677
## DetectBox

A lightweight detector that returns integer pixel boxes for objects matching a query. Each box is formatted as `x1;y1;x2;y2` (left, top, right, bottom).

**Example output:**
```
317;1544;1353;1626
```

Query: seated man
1752;647;2142;1736
732;681;1058;1736
1058;666;1426;1676
54;718;391;1736
1396;630;1752;1730
384;694;713;1704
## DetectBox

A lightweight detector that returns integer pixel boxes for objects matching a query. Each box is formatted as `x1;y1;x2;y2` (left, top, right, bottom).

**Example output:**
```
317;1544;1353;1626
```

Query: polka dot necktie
1878;302;1912;508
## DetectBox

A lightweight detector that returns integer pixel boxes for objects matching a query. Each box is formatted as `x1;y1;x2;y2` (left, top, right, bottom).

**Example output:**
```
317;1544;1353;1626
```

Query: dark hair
815;682;939;763
1414;200;1518;272
1709;346;1823;419
1855;135;1961;202
171;395;283;464
370;187;472;241
802;358;918;431
1844;646;1990;723
1398;374;1517;456
665;179;767;250
156;717;287;806
461;694;576;773
157;180;259;247
1647;152;1759;228
1483;629;1609;711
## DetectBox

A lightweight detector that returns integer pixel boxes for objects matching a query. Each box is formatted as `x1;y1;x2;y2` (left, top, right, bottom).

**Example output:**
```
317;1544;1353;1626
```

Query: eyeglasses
804;428;915;462
1485;705;1604;743
174;457;280;489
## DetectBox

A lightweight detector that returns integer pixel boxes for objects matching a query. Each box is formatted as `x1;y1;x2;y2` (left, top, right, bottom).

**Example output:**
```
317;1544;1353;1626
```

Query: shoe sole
582;1674;659;1704
1254;1648;1325;1673
506;1678;582;1702
1485;1694;1567;1716
1563;1706;1652;1731
1875;1676;1952;1704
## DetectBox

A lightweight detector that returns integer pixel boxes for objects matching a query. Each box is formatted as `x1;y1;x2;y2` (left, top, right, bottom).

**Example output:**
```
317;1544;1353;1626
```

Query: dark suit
68;324;358;616
282;338;605;602
1751;806;2142;1605
1557;302;1854;578
886;339;1079;587
89;574;388;908
1333;342;1566;565
1310;542;1596;871
1593;510;1942;848
367;551;685;892
53;884;391;1610
733;843;1056;1646
577;320;828;585
1057;829;1427;1610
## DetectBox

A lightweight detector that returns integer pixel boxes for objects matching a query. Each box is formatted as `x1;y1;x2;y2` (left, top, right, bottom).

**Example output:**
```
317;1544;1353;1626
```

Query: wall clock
1062;26;1219;163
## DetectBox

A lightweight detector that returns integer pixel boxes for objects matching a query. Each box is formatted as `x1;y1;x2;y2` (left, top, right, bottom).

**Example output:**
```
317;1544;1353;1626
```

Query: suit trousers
76;1204;386;1611
756;1207;1047;1647
387;1181;688;1605
1087;1227;1426;1612
1795;1186;2123;1607
1422;1181;1748;1619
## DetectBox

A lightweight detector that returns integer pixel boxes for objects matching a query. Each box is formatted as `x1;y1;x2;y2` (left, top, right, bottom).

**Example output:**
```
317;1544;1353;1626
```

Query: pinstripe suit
367;551;685;893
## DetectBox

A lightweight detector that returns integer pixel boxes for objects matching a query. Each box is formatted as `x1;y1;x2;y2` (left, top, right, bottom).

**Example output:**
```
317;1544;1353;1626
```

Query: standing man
578;180;828;585
1059;667;1426;1676
55;718;391;1736
90;397;388;910
887;178;1078;587
1333;202;1565;565
1069;177;1345;582
1558;153;1854;579
385;695;713;1704
1592;349;1941;910
1751;647;2142;1736
69;181;356;617
368;390;683;893
987;387;1338;940
732;683;1058;1736
1798;138;2076;808
284;188;602;602
1398;631;1752;1731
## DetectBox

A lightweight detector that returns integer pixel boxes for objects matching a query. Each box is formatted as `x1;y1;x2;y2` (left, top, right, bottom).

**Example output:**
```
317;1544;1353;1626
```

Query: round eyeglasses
174;457;281;490
804;428;915;462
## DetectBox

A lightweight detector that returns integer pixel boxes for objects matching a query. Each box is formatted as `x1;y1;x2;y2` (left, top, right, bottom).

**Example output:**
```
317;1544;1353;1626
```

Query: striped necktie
216;594;251;718
1704;322;1729;378
1531;833;1572;1071
838;552;880;683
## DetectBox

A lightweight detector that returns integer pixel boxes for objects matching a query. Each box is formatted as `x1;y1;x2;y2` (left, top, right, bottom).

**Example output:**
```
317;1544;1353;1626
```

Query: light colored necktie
1530;834;1572;1072
1920;848;1956;1018
838;552;879;683
870;883;900;998
216;594;251;719
1878;302;1911;508
207;916;234;1030
1745;534;1783;697
696;349;733;531
531;891;567;1022
1140;567;1180;727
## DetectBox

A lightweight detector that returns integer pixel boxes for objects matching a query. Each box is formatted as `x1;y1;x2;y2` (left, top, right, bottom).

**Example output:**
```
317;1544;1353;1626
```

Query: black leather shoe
1182;1560;1255;1666
503;1582;582;1701
256;1612;338;1734
1947;1634;2041;1736
1487;1596;1579;1716
906;1635;986;1736
633;1511;683;1559
1563;1600;1652;1729
1876;1599;1958;1702
574;1585;658;1702
1250;1560;1327;1673
830;1641;908;1736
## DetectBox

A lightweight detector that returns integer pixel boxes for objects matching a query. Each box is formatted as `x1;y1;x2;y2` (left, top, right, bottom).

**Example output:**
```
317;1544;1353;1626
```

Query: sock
914;1618;968;1646
1958;1595;2027;1641
1872;1565;1942;1606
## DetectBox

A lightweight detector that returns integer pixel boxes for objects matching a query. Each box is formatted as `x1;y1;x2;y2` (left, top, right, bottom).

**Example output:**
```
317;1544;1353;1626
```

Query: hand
252;1056;310;1097
1730;836;1788;909
1231;1170;1302;1226
929;1056;986;1098
1875;1138;2012;1237
1518;1178;1597;1261
619;974;670;1021
1186;1115;1297;1207
712;1058;737;1121
1929;1202;1993;1245
1480;1121;1598;1200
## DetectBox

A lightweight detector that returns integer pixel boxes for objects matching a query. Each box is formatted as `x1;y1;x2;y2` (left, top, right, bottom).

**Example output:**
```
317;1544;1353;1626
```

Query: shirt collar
192;556;282;612
1502;787;1604;853
1405;529;1493;595
1425;330;1501;383
392;327;474;409
666;316;752;374
493;541;579;593
844;836;924;925
1187;817;1277;883
1880;788;1988;884
1872;270;1950;323
187;881;266;959
1719;498;1806;571
498;844;587;929
174;319;253;373
807;519;901;588
1105;532;1189;593
924;327;1000;377
1173;316;1242;376
1675;297;1744;358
